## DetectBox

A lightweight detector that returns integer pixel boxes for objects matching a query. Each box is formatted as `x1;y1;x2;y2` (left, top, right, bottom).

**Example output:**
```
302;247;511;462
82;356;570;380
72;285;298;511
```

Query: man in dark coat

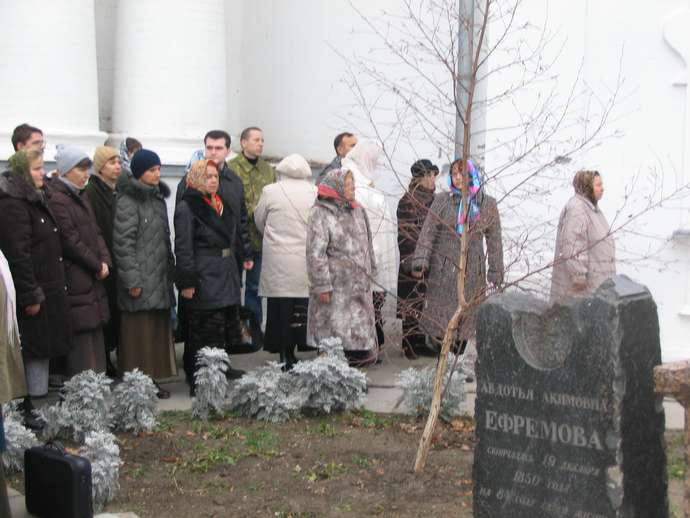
315;132;357;185
397;159;438;358
85;146;122;376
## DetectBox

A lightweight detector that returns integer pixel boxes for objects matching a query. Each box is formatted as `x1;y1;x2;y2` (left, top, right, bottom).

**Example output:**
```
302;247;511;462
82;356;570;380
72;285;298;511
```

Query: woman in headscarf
412;159;504;350
397;159;438;359
341;142;398;353
114;149;176;398
254;154;317;370
306;168;377;366
48;145;111;376
174;159;243;395
550;170;615;303
0;149;71;425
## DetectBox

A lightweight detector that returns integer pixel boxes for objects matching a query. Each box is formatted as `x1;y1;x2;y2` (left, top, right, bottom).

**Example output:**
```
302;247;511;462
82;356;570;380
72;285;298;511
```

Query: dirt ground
8;413;685;517
110;410;473;517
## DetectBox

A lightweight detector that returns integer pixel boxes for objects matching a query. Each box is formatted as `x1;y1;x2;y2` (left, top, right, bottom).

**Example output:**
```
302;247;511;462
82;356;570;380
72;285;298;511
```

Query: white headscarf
0;250;19;348
342;141;381;184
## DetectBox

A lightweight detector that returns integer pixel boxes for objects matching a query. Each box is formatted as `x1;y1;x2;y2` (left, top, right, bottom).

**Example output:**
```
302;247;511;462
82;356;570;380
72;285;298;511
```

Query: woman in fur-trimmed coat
174;160;243;393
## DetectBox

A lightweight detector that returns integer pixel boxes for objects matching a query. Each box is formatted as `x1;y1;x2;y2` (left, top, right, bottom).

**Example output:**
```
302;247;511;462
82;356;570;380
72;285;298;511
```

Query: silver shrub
192;347;230;420
226;362;303;423
397;353;467;421
291;341;367;413
1;402;38;473
111;369;158;434
34;403;71;440
80;430;122;512
60;370;113;441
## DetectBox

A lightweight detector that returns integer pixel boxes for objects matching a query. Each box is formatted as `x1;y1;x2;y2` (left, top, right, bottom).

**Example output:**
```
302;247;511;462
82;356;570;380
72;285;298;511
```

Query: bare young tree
338;0;690;474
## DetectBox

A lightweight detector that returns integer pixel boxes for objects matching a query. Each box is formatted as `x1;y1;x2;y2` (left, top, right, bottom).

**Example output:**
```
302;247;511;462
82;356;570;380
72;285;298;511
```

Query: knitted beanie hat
130;149;161;179
93;146;119;175
410;159;438;178
55;144;90;176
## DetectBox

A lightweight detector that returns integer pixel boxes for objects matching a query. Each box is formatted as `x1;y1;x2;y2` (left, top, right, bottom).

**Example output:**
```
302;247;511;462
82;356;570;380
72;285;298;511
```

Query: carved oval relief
511;305;573;370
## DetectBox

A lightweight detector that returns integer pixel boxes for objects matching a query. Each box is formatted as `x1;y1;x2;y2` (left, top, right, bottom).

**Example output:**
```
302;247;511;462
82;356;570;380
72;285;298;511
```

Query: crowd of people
0;122;616;467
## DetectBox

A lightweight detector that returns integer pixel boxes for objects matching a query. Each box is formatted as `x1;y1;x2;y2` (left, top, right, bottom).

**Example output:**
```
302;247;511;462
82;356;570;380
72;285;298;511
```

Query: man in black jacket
176;130;252;380
315;132;357;185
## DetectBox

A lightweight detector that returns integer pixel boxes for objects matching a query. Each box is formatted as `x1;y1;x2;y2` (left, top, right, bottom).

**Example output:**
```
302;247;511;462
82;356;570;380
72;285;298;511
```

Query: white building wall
0;0;106;158
1;0;688;359
482;0;690;360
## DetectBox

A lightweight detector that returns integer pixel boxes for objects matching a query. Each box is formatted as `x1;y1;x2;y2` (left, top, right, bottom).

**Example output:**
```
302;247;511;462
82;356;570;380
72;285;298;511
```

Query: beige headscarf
186;160;223;215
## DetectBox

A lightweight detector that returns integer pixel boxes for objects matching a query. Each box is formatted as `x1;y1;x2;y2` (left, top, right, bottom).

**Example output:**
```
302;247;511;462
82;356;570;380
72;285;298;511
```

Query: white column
111;0;228;165
0;0;106;159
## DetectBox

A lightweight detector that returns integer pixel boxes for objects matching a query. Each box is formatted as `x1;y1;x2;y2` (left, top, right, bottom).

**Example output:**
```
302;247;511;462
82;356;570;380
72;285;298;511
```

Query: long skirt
119;310;177;380
66;327;106;376
264;298;308;355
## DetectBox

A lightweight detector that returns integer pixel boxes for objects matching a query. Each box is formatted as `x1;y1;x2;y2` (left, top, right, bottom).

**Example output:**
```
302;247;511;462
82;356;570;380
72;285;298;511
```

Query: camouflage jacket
228;153;276;252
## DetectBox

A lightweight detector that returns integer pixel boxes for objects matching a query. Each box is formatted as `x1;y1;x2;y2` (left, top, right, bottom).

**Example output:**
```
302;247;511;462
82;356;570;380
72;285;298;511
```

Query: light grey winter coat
413;189;503;341
550;193;616;303
113;177;175;312
306;198;377;351
254;154;317;298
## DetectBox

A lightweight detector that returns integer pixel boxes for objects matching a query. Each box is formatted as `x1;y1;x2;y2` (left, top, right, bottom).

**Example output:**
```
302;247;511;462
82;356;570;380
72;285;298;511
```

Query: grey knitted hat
55;144;90;176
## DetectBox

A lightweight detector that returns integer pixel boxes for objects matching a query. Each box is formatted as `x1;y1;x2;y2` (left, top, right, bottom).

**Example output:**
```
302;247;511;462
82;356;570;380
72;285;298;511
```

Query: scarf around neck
449;160;481;235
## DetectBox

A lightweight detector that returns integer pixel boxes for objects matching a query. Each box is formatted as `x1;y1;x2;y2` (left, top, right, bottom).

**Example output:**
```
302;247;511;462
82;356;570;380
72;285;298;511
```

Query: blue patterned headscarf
449;160;481;235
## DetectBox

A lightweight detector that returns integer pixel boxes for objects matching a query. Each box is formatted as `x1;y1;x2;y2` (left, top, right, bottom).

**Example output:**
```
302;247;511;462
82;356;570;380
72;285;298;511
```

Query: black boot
286;346;298;367
19;397;44;431
105;353;118;379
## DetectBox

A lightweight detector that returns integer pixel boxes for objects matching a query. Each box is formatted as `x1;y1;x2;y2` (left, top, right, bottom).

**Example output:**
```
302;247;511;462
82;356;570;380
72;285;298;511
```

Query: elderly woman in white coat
550;170;616;303
341;142;398;350
254;154;317;369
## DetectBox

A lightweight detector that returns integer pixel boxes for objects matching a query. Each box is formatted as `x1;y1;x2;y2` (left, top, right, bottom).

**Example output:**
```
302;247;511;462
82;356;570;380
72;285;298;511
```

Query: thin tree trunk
414;0;490;473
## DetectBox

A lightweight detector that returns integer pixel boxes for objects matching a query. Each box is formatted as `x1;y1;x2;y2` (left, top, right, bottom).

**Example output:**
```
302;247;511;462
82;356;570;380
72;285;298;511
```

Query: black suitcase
24;441;93;518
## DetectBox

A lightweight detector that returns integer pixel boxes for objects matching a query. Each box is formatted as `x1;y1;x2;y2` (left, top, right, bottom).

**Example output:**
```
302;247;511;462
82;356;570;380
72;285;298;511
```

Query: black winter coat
176;162;252;263
113;177;175;312
48;179;111;333
396;181;435;305
84;175;119;331
174;188;241;310
0;176;72;358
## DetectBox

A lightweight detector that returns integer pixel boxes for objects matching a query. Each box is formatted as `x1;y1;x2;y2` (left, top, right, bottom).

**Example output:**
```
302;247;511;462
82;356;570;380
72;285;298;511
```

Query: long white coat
254;154;317;298
341;143;399;294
